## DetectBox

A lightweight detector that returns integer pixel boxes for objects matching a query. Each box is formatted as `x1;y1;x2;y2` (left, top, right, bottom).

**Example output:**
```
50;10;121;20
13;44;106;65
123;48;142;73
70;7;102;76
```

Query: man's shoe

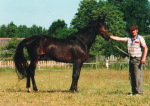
134;93;143;96
128;92;143;96
128;93;134;96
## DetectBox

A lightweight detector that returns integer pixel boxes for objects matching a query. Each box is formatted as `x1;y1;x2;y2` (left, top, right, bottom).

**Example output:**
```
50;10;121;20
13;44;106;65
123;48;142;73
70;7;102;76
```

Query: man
110;26;148;95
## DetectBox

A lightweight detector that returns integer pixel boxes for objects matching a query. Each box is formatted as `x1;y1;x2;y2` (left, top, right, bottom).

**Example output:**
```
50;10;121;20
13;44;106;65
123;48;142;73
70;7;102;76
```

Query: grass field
0;67;150;106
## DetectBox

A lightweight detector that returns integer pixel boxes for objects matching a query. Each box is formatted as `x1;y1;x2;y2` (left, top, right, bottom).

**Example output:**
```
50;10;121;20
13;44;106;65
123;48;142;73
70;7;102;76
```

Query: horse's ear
97;16;105;24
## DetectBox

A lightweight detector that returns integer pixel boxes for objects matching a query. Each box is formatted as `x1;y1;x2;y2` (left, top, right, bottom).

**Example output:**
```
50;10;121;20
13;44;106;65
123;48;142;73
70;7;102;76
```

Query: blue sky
0;0;82;29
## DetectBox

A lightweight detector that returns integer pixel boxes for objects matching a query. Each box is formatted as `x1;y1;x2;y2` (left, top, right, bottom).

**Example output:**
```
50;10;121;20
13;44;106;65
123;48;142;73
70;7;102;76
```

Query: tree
145;36;150;56
17;25;29;38
53;28;77;39
72;0;126;36
121;0;150;34
0;38;21;60
71;0;127;57
107;0;124;6
48;19;67;36
48;19;77;38
6;22;18;37
0;25;7;37
108;0;150;34
0;22;48;38
30;25;43;36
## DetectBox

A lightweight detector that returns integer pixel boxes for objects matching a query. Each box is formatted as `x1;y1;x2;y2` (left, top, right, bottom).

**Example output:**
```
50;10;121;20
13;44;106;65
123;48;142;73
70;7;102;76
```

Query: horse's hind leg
26;60;38;92
26;69;31;92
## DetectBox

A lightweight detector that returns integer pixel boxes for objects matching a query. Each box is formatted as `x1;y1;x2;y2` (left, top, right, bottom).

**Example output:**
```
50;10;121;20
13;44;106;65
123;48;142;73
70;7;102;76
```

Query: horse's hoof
70;89;78;93
27;91;31;93
34;90;40;93
27;88;31;93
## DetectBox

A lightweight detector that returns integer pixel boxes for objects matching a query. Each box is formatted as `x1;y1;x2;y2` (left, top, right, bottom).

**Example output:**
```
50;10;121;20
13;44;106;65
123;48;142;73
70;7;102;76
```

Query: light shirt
120;35;146;57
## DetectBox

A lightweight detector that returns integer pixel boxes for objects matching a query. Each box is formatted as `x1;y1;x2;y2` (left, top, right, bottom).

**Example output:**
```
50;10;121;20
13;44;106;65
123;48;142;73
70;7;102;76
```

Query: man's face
130;29;138;36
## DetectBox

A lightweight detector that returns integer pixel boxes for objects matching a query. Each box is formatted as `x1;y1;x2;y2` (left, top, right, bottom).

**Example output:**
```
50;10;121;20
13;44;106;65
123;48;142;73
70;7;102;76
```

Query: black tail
14;39;29;79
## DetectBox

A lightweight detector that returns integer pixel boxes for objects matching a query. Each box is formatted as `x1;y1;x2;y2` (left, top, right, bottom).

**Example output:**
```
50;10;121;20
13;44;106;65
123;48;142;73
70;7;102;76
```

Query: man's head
129;26;138;36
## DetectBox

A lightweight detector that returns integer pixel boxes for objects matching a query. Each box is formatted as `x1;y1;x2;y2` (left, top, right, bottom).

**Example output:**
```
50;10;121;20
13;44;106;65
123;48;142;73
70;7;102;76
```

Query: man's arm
110;36;127;42
141;45;148;64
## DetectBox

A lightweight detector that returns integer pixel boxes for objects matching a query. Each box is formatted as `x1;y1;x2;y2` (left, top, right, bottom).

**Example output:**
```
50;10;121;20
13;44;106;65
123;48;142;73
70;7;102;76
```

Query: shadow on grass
107;89;124;95
5;88;77;93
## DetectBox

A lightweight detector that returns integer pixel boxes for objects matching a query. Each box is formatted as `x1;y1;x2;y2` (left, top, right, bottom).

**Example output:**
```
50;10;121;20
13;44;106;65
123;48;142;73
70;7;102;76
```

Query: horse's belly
54;53;72;60
46;47;87;62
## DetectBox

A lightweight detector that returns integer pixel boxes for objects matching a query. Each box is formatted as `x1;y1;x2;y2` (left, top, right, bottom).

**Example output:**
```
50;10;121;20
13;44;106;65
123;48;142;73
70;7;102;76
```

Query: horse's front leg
70;61;83;92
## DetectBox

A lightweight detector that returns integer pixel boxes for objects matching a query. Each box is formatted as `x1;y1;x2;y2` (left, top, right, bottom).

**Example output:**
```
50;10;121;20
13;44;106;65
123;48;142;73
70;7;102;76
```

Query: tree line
0;0;150;60
0;0;149;38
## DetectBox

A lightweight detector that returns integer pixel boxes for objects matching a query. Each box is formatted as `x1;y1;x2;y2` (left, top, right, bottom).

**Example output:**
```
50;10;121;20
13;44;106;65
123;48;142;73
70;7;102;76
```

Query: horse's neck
79;28;97;49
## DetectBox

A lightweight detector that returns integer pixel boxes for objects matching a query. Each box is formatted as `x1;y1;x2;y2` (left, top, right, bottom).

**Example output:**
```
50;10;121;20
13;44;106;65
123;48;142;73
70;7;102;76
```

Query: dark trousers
129;57;143;94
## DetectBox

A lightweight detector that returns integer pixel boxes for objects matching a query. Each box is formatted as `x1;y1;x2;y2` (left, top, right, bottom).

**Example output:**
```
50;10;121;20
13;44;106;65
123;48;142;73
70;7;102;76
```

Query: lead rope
115;45;129;56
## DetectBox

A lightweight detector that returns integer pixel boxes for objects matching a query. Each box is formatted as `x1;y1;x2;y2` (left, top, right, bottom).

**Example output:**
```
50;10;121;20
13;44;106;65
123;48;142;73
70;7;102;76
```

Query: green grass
0;67;150;105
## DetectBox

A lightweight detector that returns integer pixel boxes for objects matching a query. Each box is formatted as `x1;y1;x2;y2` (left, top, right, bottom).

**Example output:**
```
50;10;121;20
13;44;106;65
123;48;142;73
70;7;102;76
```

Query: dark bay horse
14;19;110;92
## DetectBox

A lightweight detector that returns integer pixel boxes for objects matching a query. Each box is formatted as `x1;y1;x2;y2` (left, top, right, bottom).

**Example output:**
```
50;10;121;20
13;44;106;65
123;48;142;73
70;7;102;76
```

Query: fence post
106;59;109;68
96;55;98;69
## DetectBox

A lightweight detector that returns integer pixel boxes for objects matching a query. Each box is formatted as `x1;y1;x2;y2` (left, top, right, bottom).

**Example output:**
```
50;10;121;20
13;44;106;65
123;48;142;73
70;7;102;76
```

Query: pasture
0;67;150;106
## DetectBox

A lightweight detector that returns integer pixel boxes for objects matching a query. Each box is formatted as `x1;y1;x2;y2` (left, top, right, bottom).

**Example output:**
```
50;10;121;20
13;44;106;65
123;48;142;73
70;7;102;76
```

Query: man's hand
141;58;146;64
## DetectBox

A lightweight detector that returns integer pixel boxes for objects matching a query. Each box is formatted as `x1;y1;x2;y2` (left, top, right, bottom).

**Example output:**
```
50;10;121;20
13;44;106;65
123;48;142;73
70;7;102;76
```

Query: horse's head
98;23;110;41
